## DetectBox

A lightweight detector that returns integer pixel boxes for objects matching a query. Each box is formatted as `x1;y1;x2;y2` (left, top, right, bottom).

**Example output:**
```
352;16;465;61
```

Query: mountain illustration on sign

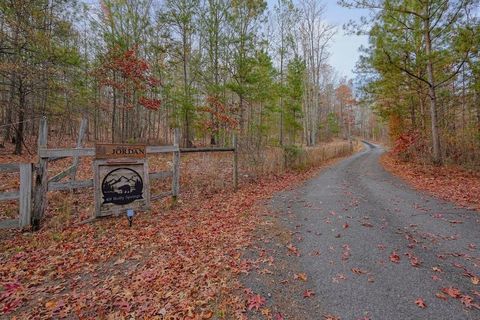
101;168;144;205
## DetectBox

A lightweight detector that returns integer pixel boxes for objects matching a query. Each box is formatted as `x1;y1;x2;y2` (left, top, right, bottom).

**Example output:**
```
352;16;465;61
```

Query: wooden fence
0;163;32;228
0;116;238;230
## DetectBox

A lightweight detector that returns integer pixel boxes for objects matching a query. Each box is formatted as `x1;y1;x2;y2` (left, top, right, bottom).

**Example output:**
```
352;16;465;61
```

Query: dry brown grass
0;139;356;228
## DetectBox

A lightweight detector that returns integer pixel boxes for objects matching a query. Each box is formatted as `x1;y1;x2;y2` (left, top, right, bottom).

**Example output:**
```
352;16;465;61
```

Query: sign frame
93;158;151;217
95;143;146;160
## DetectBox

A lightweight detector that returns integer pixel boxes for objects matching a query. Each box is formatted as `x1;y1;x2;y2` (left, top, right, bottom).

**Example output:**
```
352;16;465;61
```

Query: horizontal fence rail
39;145;180;159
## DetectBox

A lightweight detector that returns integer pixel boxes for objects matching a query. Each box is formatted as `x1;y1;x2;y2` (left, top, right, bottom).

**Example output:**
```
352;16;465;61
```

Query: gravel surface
244;142;479;320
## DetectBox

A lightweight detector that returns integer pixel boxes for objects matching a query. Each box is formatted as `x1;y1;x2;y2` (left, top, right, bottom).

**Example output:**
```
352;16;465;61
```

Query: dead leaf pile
0;167;320;319
381;154;480;211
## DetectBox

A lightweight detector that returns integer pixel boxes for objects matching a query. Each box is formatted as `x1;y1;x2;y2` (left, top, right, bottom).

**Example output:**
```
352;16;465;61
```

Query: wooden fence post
19;163;32;228
172;128;180;201
32;117;48;230
233;133;238;191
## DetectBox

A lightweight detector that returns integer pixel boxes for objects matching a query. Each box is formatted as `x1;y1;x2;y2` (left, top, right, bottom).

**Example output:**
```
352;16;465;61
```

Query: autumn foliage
95;46;161;111
199;96;239;133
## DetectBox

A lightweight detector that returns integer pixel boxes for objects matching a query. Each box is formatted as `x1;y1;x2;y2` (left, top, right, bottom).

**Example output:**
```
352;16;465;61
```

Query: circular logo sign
101;168;144;205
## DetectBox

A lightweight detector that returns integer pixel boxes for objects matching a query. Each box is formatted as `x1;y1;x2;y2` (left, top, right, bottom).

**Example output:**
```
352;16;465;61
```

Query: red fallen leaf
287;244;300;256
415;298;427;308
409;255;421;267
343;222;349;229
294;273;307;282
351;268;367;275
332;273;347;283
432;275;441;281
259;268;273;275
448;220;463;224
460;295;473;308
323;314;340;320
303;289;315;298
441;287;462;299
389;251;400;263
247;294;266;311
435;292;448;300
452;262;465;269
274;313;285;320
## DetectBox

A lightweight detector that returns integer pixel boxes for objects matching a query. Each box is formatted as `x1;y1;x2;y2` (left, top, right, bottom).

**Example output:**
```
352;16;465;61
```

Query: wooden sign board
95;143;146;159
93;159;150;217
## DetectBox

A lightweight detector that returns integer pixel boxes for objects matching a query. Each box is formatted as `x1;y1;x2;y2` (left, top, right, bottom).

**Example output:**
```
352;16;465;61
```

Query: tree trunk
14;81;25;155
424;18;441;165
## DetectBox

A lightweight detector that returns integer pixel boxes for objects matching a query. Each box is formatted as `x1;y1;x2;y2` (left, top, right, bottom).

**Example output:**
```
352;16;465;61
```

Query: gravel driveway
244;142;479;320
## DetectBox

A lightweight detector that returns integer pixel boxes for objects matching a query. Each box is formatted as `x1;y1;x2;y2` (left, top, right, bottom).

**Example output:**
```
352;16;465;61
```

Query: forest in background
0;0;382;160
1;0;479;167
344;0;480;166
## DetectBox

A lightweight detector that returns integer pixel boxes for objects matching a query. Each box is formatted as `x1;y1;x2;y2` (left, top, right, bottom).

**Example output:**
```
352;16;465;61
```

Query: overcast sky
323;2;369;80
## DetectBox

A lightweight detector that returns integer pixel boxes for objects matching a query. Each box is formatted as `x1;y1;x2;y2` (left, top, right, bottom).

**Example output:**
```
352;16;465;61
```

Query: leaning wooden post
32;117;48;230
18;163;33;228
233;133;238;191
172;128;180;202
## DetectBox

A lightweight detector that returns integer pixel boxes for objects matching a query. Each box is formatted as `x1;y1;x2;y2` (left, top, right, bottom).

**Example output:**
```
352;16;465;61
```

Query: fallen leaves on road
303;290;315;298
389;251;401;263
247;294;266;311
432;266;443;272
351;268;367;275
442;287;462;298
294;273;308;282
287;244;300;256
415;298;427;308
